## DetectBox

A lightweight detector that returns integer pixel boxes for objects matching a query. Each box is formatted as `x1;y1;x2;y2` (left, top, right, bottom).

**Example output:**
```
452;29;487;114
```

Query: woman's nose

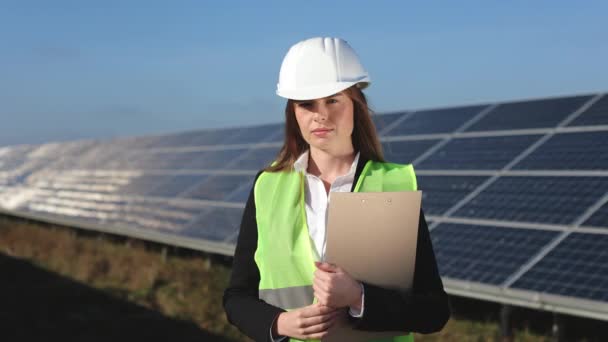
313;106;328;121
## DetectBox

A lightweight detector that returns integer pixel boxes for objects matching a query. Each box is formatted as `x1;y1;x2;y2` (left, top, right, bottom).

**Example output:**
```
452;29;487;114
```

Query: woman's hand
273;303;342;340
313;262;363;310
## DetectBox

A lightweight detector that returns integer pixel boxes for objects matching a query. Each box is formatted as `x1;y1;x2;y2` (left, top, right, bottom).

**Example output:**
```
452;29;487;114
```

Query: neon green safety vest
254;160;417;342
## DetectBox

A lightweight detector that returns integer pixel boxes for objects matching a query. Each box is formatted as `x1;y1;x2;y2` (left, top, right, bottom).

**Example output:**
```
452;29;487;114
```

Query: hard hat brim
276;78;370;101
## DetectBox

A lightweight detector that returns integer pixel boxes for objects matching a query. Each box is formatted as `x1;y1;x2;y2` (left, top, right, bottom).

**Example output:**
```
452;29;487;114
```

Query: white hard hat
276;37;370;100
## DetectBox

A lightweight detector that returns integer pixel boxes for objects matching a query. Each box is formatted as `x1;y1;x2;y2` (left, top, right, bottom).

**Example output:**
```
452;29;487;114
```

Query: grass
0;216;243;340
1;214;599;341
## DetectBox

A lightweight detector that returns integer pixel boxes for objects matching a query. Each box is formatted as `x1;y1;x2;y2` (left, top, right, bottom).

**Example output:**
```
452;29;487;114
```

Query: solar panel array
1;93;607;321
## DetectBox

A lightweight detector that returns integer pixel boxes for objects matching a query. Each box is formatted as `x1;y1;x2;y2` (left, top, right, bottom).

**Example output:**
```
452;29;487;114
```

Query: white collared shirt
293;150;360;259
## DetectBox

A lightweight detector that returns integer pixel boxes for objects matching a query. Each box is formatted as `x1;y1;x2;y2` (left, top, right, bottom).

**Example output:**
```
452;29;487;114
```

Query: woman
223;37;450;342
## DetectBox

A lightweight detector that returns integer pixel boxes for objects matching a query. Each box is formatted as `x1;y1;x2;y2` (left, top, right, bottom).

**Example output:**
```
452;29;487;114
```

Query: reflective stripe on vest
259;285;314;310
254;160;417;342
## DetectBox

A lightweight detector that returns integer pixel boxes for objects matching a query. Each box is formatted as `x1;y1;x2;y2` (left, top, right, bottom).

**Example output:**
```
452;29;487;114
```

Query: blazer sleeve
222;176;286;342
350;209;451;334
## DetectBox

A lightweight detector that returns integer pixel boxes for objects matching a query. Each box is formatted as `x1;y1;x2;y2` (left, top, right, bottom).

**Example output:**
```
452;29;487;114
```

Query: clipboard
322;191;422;341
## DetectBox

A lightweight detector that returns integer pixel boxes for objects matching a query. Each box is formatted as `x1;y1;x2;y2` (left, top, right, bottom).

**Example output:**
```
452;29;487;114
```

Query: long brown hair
265;85;385;172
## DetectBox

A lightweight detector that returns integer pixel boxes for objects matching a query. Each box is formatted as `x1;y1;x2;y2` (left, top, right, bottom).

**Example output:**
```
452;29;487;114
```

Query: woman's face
293;92;354;153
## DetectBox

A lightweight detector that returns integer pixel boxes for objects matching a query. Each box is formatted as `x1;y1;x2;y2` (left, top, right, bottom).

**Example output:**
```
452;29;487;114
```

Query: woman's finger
312;284;321;299
300;308;340;327
300;312;340;335
313;275;329;292
313;281;332;303
314;267;332;282
300;303;336;318
314;290;327;305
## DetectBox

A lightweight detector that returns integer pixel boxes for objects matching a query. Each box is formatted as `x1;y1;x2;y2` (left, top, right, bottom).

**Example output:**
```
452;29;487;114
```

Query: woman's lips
312;128;332;137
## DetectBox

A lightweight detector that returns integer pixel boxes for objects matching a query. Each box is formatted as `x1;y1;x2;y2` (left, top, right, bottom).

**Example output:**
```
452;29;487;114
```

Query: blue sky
1;1;607;146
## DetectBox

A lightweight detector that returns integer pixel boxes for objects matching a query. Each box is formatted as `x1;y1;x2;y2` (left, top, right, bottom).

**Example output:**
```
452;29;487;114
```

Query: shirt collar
294;150;360;177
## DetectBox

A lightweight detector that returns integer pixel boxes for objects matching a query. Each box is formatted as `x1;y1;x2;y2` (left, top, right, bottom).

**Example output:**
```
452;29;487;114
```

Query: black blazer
223;156;450;341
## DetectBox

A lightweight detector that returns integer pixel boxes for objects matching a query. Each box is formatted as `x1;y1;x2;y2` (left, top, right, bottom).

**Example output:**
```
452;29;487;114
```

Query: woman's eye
297;102;312;108
327;98;338;104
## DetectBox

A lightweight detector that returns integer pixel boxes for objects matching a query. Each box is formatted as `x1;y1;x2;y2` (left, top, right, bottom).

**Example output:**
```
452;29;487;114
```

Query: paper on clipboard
321;191;422;341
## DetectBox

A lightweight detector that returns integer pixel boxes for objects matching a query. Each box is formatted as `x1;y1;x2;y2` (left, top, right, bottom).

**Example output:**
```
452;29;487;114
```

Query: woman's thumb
315;261;338;273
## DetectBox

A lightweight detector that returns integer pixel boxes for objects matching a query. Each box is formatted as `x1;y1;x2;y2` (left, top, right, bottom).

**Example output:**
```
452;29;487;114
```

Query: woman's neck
307;146;356;183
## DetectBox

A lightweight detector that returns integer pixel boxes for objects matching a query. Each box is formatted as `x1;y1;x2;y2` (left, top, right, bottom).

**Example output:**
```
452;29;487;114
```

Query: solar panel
511;232;608;302
223;123;284;144
1;92;607;321
381;140;439;164
118;175;173;196
513;131;608;170
134;149;252;170
26;170;129;196
114;135;160;149
229;186;253;204
146;175;207;197
204;149;252;169
567;94;608;127
52;144;127;170
383;105;487;136
147;127;243;148
372;112;407;133
431;223;559;285
131;151;200;169
581;202;608;228
454;176;608;224
0;145;35;171
104;209;192;233
182;207;244;242
26;196;192;232
418;176;490;215
417;135;542;170
465;95;592;132
179;174;254;202
230;147;280;170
